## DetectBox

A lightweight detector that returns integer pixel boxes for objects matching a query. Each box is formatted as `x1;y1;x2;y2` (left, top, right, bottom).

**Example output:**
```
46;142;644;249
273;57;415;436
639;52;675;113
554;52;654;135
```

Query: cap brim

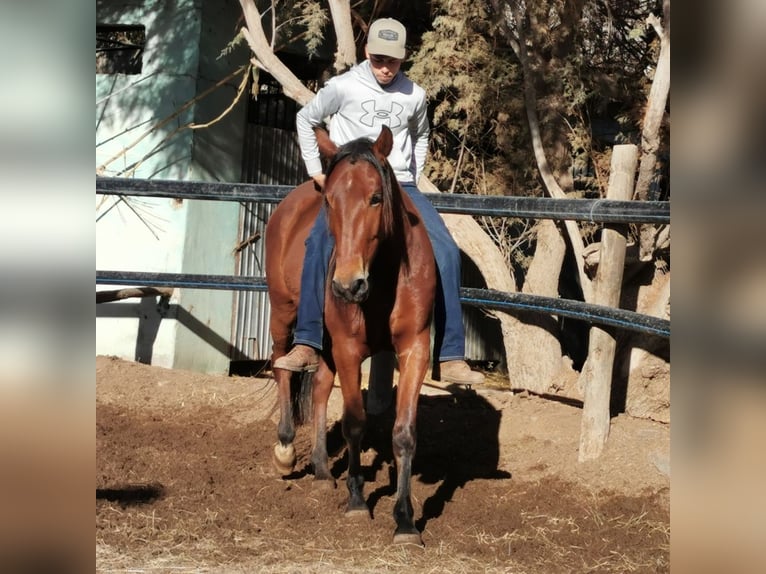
366;41;405;60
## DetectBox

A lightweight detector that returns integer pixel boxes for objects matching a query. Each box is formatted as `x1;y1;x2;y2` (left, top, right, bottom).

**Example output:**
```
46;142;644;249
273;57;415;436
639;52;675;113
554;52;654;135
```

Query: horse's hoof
344;506;371;520
393;530;424;546
272;442;296;476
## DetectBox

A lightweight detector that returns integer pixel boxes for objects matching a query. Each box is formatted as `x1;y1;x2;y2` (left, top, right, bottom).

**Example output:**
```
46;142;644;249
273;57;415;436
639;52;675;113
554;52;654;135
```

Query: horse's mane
325;137;405;240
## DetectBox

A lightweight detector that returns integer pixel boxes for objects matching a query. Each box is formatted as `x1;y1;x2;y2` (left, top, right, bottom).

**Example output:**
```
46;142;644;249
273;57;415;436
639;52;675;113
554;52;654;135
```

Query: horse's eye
370;193;382;206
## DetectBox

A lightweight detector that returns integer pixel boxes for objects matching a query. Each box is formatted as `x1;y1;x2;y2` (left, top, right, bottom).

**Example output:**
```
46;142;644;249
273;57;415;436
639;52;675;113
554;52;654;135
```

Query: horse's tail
291;371;314;425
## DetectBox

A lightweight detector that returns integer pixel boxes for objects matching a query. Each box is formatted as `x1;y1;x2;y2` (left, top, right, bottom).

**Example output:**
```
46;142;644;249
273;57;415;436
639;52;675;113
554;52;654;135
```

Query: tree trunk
635;0;671;261
327;0;357;72
238;0;315;105
418;178;526;388
421;178;571;392
623;269;670;422
504;0;593;302
504;219;574;393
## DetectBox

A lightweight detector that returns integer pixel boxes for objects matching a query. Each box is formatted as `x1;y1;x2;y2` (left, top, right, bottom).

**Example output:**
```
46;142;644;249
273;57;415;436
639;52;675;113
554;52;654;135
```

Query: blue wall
96;0;250;373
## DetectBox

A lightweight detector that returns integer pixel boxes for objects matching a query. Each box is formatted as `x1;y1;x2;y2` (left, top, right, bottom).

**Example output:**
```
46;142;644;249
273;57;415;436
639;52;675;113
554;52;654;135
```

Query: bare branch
635;0;670;260
238;0;316;105
97;65;248;174
190;63;252;130
503;0;593;301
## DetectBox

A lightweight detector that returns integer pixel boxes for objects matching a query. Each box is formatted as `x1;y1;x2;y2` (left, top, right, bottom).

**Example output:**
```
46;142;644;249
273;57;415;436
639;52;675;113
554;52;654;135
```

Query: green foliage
219;29;246;60
405;0;666;272
268;0;328;58
408;2;529;197
407;0;664;195
293;0;328;57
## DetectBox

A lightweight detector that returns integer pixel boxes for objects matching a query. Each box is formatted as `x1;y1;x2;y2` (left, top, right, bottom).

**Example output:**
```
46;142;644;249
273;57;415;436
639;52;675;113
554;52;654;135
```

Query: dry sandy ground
97;355;669;573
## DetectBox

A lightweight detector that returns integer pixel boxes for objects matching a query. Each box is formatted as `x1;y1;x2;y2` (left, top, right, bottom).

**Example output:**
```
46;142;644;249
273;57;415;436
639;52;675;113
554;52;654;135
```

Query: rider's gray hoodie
295;59;429;184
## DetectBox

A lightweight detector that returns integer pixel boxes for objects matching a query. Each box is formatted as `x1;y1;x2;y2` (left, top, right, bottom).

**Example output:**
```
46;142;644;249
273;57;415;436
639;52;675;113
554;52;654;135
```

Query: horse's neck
373;234;407;274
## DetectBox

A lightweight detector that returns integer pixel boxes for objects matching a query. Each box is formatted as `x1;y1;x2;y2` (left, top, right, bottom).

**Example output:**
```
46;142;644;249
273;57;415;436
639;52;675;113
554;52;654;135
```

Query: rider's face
366;49;403;86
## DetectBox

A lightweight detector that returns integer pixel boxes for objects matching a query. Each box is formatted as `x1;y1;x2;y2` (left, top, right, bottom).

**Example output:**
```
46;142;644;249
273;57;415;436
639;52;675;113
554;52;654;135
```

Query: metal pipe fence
96;177;670;339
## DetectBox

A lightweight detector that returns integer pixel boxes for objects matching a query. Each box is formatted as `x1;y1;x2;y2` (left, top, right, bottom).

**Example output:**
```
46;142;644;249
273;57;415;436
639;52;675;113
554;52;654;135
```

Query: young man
274;18;484;386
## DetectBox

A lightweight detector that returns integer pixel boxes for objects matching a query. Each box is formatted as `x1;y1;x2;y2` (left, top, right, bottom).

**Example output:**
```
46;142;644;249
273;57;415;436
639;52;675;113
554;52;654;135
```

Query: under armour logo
360;100;404;128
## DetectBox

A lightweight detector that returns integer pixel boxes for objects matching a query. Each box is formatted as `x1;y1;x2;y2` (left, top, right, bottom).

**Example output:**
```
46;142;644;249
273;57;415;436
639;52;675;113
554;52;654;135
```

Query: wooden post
578;144;638;462
96;287;174;304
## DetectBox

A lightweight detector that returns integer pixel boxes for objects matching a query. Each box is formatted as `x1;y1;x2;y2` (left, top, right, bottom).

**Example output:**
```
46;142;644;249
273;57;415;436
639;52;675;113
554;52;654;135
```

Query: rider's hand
312;174;326;191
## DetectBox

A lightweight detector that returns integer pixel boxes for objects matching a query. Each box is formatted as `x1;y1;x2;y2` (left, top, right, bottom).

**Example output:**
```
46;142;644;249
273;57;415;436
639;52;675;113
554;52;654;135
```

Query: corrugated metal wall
234;86;306;361
460;255;506;364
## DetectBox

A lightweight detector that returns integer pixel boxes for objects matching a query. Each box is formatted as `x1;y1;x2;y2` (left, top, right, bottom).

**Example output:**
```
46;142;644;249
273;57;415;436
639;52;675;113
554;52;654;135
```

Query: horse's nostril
332;277;368;302
331;279;344;298
350;278;367;296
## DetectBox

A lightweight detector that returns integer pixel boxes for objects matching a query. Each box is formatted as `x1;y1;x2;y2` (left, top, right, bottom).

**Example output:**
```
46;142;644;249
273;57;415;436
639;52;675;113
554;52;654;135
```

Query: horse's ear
373;125;393;159
314;127;338;160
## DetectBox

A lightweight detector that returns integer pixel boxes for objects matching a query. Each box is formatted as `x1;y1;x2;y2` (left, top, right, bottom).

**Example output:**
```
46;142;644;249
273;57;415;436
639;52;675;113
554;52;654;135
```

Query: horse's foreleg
338;363;369;517
310;363;336;487
270;323;297;476
343;401;368;517
272;367;297;476
391;416;421;544
391;343;429;545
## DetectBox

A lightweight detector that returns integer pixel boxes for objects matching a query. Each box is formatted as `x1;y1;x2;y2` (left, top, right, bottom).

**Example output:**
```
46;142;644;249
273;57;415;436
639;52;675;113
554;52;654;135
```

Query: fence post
578;144;638;462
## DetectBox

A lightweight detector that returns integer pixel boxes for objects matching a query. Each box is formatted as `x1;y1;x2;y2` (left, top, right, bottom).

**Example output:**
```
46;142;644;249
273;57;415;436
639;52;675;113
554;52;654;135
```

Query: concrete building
96;1;501;374
97;0;255;374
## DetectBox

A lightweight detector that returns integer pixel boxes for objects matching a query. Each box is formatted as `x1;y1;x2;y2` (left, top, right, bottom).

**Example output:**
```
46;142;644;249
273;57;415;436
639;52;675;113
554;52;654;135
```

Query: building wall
96;0;249;373
175;0;249;373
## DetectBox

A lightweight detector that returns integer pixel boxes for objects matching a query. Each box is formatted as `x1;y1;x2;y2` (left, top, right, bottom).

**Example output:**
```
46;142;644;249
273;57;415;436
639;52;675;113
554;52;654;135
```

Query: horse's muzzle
332;277;369;303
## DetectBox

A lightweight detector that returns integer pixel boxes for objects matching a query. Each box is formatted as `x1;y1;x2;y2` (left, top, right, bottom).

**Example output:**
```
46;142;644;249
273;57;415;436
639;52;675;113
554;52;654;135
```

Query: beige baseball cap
366;18;407;60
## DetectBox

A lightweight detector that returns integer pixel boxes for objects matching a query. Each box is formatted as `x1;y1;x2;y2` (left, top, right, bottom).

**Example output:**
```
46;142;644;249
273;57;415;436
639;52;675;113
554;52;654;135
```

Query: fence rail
96;270;669;338
96;177;670;339
96;177;670;224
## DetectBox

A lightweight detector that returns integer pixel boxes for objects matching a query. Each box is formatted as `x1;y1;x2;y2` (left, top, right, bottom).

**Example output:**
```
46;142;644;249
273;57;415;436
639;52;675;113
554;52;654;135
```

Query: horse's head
316;125;401;304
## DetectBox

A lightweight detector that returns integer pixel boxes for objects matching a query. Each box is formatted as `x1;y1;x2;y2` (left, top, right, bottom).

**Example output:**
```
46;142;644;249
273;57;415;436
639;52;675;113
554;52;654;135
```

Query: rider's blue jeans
291;181;466;362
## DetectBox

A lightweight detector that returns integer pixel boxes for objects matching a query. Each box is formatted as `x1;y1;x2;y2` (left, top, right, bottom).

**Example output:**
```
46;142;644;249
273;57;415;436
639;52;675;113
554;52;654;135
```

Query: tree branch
502;0;593;301
238;0;315;105
97;65;247;174
327;0;357;72
635;0;671;261
190;63;252;130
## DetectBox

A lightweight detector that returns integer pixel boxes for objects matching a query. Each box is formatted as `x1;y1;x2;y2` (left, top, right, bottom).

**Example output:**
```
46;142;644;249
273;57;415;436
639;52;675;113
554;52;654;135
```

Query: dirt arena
96;355;669;573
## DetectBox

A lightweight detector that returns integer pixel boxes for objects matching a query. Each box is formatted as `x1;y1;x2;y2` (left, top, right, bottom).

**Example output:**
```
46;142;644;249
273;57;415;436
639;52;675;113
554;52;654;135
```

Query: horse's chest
325;290;395;342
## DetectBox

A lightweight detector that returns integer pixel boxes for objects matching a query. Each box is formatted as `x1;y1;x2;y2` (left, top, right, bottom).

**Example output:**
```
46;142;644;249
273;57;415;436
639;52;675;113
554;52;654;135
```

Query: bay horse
264;125;436;545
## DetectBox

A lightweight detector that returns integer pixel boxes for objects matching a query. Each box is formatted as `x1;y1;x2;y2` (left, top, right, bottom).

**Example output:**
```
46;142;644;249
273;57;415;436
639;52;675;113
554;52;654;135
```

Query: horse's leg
310;361;336;487
271;323;297;476
337;359;369;517
390;339;429;545
273;372;298;476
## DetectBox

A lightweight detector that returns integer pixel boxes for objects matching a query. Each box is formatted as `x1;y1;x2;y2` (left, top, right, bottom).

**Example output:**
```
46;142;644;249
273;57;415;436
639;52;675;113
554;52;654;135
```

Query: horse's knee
392;423;416;455
342;413;366;444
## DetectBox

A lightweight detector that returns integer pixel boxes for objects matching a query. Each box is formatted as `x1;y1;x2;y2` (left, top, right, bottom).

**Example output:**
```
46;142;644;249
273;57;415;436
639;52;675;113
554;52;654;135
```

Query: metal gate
233;83;306;362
